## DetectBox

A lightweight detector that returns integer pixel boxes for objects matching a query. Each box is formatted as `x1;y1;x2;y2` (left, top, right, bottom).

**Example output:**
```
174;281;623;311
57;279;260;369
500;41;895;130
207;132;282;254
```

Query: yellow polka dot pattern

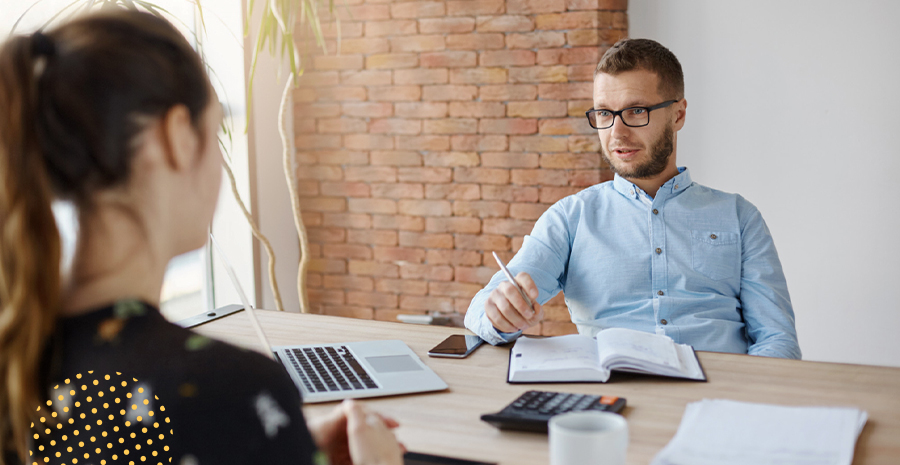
30;372;174;465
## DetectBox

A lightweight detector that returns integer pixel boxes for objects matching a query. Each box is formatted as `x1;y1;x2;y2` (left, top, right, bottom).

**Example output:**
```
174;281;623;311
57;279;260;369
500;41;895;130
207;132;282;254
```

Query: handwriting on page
515;336;599;371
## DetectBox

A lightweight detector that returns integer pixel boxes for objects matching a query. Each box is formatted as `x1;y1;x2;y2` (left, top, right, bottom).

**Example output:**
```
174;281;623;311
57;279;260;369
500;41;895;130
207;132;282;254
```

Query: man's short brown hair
595;38;684;100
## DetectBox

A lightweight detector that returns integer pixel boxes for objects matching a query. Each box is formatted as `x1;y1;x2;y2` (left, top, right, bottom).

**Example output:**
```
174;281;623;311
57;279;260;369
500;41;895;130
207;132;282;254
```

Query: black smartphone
404;451;496;465
427;335;484;358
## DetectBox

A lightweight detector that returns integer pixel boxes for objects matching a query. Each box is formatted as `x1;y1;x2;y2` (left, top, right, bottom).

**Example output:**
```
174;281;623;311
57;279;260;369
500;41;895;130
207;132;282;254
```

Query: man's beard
600;123;675;179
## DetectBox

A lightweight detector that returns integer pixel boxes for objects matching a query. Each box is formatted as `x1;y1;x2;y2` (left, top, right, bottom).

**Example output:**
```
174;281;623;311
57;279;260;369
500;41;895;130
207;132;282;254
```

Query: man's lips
611;147;641;160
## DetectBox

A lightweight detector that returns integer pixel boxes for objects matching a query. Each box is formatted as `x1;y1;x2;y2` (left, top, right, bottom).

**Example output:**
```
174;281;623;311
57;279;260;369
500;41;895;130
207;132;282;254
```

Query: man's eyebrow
594;100;651;110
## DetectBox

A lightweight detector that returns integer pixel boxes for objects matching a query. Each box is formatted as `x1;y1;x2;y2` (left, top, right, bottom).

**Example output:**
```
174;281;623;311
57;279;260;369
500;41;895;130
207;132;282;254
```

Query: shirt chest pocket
691;230;739;281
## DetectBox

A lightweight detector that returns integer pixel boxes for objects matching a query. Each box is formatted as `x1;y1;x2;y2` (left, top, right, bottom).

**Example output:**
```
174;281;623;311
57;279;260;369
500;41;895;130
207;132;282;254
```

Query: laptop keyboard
286;346;379;393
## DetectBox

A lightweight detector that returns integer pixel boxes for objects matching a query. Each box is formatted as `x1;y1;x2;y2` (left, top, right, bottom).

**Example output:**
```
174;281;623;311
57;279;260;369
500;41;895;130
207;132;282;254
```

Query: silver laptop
209;235;448;403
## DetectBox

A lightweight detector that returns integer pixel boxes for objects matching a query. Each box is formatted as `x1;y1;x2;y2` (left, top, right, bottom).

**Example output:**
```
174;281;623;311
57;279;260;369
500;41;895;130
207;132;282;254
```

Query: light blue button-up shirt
465;168;801;359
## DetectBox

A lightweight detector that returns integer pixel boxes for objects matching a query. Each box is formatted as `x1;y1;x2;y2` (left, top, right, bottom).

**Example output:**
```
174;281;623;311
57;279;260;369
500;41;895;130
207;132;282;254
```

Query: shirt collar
613;167;693;200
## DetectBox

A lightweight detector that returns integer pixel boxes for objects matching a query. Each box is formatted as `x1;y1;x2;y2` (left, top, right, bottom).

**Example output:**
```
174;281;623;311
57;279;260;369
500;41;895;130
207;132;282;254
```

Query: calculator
480;390;627;433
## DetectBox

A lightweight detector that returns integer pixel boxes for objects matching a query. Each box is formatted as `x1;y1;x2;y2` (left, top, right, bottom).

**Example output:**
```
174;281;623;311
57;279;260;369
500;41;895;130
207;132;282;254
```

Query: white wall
630;0;900;367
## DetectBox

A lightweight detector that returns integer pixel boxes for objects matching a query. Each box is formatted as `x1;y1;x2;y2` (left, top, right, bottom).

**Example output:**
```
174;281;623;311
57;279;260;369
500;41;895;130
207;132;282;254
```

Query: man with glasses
465;39;801;359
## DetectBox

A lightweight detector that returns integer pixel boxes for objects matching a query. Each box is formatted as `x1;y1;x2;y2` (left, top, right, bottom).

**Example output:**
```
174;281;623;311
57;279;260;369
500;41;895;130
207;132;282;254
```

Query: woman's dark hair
0;10;210;462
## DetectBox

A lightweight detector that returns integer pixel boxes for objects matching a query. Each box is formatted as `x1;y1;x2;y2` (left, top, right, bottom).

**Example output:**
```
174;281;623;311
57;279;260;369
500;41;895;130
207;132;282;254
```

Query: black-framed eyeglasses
585;99;679;130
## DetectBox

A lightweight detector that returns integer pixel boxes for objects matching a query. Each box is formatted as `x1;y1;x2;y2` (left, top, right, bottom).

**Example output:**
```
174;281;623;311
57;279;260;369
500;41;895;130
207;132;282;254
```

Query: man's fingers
499;281;534;319
515;272;540;301
486;295;521;333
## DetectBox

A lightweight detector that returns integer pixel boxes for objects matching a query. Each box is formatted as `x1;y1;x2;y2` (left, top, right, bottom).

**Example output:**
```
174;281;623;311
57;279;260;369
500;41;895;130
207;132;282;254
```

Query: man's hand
485;271;543;333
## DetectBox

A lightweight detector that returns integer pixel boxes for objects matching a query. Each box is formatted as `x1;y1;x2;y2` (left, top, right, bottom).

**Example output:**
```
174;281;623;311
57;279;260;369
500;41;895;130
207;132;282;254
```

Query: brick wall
293;0;627;336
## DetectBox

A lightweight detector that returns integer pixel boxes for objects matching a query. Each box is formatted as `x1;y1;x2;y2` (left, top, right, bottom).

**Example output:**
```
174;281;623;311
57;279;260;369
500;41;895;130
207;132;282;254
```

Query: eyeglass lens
589;108;649;129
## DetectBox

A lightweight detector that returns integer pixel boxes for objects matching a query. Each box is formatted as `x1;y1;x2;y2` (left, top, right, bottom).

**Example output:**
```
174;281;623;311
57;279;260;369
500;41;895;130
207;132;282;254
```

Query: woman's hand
307;399;403;465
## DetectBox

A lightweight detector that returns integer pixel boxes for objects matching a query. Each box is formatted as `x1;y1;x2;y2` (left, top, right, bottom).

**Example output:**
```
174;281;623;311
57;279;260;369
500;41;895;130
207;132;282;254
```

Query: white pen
492;251;533;308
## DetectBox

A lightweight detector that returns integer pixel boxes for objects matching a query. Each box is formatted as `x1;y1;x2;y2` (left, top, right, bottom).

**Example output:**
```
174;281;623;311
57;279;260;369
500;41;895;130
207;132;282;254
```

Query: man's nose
608;114;632;137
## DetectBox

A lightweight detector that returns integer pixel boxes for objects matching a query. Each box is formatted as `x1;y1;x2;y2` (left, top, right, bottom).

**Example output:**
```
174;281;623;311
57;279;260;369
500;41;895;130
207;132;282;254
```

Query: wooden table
194;310;900;465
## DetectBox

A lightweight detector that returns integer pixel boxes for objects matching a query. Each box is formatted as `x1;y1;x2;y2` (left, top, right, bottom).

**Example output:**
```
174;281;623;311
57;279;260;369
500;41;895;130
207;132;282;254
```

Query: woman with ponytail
0;10;402;465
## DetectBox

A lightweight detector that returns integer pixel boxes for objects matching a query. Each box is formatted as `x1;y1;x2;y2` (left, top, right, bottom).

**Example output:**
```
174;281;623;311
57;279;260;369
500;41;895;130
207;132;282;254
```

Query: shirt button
710;234;717;240
660;319;668;325
657;290;664;296
652;209;659;215
674;185;679;190
655;248;662;254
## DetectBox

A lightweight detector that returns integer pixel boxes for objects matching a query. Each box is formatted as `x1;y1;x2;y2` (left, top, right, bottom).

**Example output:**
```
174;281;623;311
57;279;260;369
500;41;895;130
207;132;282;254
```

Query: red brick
453;201;509;218
425;249;482;265
365;20;418;37
296;134;342;150
419;17;475;34
567;100;593;117
455;234;510;251
308;289;345;305
393;68;448;85
483;218;536;236
347;229;399;246
319;306;375;319
337;70;391;87
374;246;426;263
318;118;367;134
509;135;569;152
372;215;426;231
568;135;601;153
376;279;429;295
394;102;448;118
295;119;316;134
374;309;413;322
568;64;595;82
307;273;323;289
451;135;509;151
399;231;454;249
566;28;626;46
535;11;626;30
566;0;628;11
425;217;482;234
479;84;537;101
391;1;445;18
389;35;446;53
344;166;397;183
395;136;451;151
506;31;566;49
323;21;363;39
569;169;610;186
429;281;483;298
449;68;508;85
479;118;538;135
539;118;595;135
344;134;394;150
299;196;347;212
509;203;550;220
398;199;452;216
369;118;422;135
342;102;394;118
423;85;478;101
308;227;347;243
508;65;568;83
541;152;601;169
323;244;373;260
400;264;454;281
540;186;584;203
507;101;567;118
507;0;566;14
446;0;505;16
314;55;364;70
334;4;390;21
297;165;343;181
297;71;339;87
446;33;505;50
422;119;479;134
423;151;480;166
424;183;481;200
481;152;540;168
420;51;477;68
320;182;371;197
480;50;536;67
332;38;391;56
398;167;452;183
370;183;424;199
537;47;602;65
293;88;318;103
399;295;454;312
370;151;423;166
313;151;369;165
454;167;510;184
296;180;319;197
347;291;398;308
538;82;594;100
454;266;498;284
348;260;400;277
366;53;418;70
511;168;568;185
449;102;506;118
348;198;398;214
368;85;422;102
302;211;323;227
308;86;368;102
295;103;341;119
475;15;535;33
322;213;372;229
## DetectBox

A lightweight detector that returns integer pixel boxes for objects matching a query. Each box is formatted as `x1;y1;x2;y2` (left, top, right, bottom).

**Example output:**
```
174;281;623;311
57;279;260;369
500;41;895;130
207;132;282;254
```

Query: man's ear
674;98;688;131
160;104;197;171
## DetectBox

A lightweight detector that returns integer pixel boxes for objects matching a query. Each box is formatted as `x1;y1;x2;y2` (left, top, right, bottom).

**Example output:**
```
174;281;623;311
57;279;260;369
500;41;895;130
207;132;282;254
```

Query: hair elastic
31;31;56;58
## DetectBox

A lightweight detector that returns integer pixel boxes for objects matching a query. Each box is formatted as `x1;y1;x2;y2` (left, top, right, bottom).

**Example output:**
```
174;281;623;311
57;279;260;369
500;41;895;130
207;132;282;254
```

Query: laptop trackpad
365;355;423;373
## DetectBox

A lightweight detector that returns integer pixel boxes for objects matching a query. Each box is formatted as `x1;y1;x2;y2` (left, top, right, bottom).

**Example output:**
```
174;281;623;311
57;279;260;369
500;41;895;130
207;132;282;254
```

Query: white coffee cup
549;411;628;465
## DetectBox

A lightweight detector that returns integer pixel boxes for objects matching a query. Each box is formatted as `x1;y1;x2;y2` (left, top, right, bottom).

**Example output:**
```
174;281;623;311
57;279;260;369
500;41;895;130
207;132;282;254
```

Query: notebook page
511;334;601;372
596;327;680;370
